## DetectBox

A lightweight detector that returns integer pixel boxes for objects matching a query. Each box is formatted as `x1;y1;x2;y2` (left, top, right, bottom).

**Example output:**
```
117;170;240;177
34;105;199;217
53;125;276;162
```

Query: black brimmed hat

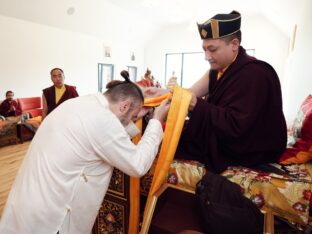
197;10;241;39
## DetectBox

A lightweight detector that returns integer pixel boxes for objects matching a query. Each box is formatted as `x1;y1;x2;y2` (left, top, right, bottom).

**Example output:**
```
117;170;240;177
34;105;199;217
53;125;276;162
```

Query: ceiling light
67;7;75;15
141;0;160;8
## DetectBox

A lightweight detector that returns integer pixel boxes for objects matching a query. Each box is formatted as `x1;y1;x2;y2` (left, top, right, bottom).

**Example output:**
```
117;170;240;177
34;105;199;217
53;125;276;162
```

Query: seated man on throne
144;10;287;174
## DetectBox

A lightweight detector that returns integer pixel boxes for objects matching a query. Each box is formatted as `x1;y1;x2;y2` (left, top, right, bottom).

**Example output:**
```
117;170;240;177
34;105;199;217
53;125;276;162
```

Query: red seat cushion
17;97;42;117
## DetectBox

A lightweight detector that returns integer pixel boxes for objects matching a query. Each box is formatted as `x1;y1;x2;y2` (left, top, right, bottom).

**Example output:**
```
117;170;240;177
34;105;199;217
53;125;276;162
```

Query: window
165;52;208;89
98;63;114;92
127;66;137;82
165;49;255;88
246;49;255;56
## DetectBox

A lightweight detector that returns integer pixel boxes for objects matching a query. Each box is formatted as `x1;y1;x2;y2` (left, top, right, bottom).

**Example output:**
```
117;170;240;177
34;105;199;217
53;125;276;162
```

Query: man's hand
188;92;198;111
153;99;171;123
9;105;16;112
137;107;152;120
143;87;170;98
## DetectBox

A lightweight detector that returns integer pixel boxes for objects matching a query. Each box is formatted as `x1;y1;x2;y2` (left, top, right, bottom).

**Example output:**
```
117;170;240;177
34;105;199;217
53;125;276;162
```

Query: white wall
243;15;289;81
282;0;312;122
144;22;203;86
144;14;289;88
0;14;145;99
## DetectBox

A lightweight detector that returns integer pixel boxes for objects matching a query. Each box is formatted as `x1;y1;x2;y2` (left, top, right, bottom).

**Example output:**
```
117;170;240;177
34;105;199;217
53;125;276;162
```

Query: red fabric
280;95;312;164
300;110;312;141
136;79;154;87
0;99;21;117
162;122;166;130
17;97;42;117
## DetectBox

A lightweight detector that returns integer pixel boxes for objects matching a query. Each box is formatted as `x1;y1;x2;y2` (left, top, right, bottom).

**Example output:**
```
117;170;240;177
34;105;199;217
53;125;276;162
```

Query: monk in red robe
42;68;79;119
176;11;287;173
0;91;21;117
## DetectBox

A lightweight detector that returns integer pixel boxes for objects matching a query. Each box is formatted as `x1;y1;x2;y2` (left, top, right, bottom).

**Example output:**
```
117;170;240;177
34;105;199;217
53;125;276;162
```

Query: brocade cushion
166;159;312;224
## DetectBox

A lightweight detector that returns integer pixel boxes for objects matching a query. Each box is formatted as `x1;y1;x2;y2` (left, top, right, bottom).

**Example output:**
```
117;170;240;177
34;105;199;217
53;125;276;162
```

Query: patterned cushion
167;159;206;190
223;164;312;224
280;95;312;164
165;159;312;224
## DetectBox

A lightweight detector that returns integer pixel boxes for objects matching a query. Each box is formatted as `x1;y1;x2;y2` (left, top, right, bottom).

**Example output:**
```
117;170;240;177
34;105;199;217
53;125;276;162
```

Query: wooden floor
0;142;29;218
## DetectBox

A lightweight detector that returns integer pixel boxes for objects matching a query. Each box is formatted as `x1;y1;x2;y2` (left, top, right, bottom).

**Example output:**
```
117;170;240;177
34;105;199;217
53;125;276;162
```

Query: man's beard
119;109;132;127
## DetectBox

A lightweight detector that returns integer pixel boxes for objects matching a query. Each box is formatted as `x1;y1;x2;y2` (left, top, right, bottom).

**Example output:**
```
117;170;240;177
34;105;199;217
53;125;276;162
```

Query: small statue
166;71;177;90
136;68;161;88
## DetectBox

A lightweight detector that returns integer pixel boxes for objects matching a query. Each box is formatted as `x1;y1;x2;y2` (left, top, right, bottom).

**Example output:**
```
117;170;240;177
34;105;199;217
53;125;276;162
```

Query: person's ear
231;38;240;51
119;100;131;114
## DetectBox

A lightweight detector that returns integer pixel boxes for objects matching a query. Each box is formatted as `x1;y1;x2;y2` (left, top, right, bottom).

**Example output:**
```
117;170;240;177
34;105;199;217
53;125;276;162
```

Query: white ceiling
0;0;300;45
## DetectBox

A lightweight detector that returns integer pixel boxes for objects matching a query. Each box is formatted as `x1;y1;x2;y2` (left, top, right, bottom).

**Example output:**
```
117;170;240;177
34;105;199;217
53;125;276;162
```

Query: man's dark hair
50;68;64;76
222;30;242;44
5;90;13;96
104;70;144;105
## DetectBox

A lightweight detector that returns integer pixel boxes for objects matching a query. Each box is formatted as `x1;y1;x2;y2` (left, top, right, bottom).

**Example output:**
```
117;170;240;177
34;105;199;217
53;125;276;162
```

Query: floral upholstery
165;159;312;225
140;159;206;195
166;159;206;190
223;164;312;224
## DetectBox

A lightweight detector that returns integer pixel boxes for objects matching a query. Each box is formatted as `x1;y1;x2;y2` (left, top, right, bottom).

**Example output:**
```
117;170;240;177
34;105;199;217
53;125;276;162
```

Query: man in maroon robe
42;68;79;119
176;11;287;173
0;91;21;117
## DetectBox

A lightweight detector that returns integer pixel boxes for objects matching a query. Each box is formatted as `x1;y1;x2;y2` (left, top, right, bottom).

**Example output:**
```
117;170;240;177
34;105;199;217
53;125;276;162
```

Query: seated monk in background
0;91;21;117
42;68;79;120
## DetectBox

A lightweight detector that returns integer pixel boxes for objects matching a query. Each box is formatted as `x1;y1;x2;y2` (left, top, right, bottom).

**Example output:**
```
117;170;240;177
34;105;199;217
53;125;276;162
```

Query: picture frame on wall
127;66;137;82
98;63;114;93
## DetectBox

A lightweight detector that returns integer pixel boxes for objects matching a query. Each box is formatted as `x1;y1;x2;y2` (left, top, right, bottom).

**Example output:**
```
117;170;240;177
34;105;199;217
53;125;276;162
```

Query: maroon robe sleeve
0;101;9;116
69;86;79;98
190;64;271;139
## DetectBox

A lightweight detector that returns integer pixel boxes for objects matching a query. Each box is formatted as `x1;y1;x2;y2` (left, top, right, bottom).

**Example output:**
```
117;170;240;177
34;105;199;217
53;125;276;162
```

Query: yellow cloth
280;150;312;165
217;67;227;80
143;93;172;107
142;85;192;228
55;85;66;104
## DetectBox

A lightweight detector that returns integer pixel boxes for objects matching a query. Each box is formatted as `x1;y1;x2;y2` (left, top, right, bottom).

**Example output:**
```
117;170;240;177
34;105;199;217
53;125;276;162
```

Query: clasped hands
137;87;171;123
